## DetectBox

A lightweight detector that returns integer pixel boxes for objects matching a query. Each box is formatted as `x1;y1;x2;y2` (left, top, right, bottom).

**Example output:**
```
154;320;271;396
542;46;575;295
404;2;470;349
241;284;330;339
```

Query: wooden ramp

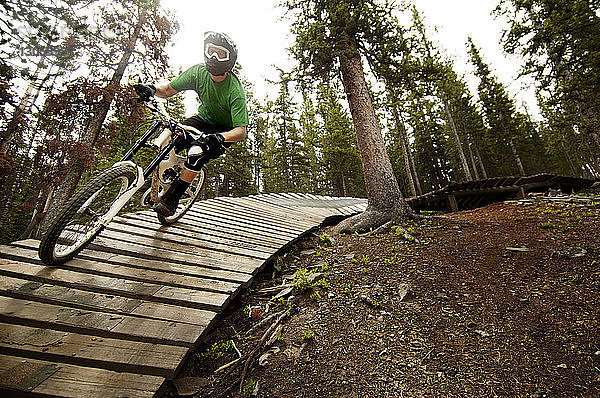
407;173;598;212
0;193;366;397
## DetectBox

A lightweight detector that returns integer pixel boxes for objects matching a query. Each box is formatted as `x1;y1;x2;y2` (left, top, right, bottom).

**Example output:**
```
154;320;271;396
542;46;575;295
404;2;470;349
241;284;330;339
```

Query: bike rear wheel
39;165;136;265
157;167;205;225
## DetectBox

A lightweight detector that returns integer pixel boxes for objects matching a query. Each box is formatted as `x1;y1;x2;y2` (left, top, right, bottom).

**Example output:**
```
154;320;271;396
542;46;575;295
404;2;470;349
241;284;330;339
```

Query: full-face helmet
204;31;237;76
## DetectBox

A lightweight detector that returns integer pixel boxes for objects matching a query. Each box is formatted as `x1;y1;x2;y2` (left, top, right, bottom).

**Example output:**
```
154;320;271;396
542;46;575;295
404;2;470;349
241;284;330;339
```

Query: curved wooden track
0;193;366;397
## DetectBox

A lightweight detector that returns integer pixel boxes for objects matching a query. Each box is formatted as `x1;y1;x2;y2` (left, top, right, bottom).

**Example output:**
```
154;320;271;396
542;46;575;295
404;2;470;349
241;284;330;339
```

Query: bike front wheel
39;165;136;265
157;167;205;225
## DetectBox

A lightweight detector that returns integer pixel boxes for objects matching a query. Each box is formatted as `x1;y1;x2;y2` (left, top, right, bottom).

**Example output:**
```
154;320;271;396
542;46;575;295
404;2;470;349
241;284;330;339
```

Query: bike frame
91;101;189;227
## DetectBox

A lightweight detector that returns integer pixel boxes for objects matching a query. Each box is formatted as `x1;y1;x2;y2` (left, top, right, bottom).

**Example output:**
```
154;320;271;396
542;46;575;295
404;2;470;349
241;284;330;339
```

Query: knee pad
184;145;208;171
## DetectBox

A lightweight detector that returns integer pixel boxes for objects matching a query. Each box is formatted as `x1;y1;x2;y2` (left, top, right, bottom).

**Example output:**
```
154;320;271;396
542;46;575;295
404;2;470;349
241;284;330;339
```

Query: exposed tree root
368;220;414;240
238;311;288;394
332;205;416;236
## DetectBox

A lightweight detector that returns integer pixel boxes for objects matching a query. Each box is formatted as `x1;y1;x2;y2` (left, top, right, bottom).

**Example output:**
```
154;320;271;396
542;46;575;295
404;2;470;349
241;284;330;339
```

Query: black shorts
177;115;231;149
178;116;231;171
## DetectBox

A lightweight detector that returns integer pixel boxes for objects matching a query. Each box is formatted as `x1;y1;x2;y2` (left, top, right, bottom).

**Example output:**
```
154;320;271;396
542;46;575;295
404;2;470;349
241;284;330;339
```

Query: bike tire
157;167;205;225
39;165;136;265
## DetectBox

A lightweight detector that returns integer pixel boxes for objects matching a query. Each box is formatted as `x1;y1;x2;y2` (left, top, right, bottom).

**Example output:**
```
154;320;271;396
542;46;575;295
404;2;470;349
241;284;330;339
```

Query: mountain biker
134;31;248;216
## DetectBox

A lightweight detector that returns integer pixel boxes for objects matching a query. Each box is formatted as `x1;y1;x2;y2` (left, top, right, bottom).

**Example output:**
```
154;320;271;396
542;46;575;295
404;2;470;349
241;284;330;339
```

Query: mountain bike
38;98;206;265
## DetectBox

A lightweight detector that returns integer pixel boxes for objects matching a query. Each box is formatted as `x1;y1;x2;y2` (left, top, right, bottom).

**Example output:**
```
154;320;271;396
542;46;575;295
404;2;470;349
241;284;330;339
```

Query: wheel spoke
45;168;135;261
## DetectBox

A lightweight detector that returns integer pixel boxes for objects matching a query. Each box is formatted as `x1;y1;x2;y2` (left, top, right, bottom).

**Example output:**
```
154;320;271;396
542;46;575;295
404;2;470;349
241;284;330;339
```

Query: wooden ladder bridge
0;174;596;397
0;193;366;397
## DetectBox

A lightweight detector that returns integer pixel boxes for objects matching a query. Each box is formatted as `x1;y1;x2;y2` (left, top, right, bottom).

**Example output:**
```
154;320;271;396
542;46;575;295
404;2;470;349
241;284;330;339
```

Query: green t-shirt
170;64;249;128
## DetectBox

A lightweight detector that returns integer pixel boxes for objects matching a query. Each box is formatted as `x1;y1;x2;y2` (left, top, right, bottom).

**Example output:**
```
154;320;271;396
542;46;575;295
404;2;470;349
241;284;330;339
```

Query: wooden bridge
407;173;598;212
0;174;596;397
0;193;366;397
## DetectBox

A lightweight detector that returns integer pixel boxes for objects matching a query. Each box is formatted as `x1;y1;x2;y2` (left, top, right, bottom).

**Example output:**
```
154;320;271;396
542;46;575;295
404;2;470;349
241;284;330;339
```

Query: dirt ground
165;194;600;398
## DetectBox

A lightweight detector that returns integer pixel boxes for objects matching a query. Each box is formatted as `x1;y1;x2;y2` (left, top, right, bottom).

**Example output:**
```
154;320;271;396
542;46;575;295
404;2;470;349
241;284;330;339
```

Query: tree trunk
471;136;488;179
408;147;423;195
464;131;480;180
508;138;526;176
38;9;147;233
0;35;54;157
391;106;416;197
333;33;413;233
442;97;472;181
397;109;422;195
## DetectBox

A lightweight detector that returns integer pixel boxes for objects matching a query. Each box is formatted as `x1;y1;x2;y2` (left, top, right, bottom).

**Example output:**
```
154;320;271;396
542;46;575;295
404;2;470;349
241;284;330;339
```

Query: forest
0;0;599;244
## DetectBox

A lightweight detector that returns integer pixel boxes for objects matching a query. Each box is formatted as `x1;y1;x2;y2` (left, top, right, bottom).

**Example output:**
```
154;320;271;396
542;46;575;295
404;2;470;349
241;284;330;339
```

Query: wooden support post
519;186;526;199
447;194;459;212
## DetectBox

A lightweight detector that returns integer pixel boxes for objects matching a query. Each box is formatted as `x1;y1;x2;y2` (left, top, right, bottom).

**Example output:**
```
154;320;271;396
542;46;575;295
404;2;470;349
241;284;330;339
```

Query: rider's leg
180;168;199;183
154;116;228;216
154;147;208;217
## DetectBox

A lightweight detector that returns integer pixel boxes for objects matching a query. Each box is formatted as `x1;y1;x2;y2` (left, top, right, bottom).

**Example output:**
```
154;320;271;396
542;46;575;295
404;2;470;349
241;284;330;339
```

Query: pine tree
496;0;600;174
38;0;177;233
261;71;311;193
283;0;414;234
497;0;600;150
468;38;527;176
316;82;364;197
298;92;324;193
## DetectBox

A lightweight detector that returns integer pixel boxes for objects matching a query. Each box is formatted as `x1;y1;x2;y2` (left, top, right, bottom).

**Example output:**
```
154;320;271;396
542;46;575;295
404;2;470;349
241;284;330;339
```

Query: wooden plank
205;197;318;229
0;296;205;347
242;195;326;221
12;240;252;285
342;204;365;214
448;194;459;212
107;220;271;260
86;234;261;275
0;245;240;294
112;216;277;255
206;196;316;225
0;354;164;398
0;258;229;311
92;228;262;269
235;194;356;218
0;323;188;378
252;195;336;219
0;274;215;327
131;211;298;244
193;201;313;234
124;212;287;248
181;207;303;239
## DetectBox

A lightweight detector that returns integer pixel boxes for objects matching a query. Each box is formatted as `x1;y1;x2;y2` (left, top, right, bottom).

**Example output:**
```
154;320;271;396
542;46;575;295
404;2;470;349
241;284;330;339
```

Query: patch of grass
196;340;233;362
383;253;397;266
359;254;369;266
571;274;584;284
243;379;256;396
292;268;328;293
302;329;315;341
539;221;556;229
319;232;334;247
292;268;313;292
273;256;284;272
343;283;352;295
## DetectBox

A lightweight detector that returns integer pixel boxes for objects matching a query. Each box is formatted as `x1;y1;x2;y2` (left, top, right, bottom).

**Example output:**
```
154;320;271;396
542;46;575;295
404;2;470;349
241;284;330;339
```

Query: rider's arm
155;83;178;99
222;126;247;143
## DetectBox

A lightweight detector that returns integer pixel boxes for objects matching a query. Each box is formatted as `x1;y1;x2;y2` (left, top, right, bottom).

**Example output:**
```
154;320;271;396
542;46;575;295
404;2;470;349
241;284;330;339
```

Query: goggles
205;43;230;62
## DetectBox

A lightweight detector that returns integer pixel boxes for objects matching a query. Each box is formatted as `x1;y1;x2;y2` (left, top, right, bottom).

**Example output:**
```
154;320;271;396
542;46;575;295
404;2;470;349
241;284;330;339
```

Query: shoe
154;179;189;217
154;197;179;217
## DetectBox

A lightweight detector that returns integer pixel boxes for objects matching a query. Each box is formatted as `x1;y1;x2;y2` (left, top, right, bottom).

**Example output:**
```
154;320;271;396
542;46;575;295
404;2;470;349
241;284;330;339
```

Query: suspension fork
143;137;180;179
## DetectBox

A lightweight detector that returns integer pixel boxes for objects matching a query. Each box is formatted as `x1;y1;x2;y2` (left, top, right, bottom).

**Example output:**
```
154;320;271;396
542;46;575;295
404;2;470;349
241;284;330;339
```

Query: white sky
161;0;539;119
